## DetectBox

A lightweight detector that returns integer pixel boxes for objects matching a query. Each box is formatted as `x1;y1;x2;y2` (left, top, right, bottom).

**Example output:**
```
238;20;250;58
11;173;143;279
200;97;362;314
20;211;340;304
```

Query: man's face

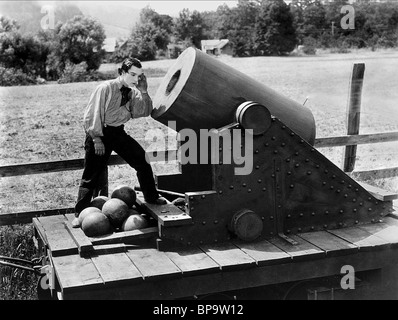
123;66;143;87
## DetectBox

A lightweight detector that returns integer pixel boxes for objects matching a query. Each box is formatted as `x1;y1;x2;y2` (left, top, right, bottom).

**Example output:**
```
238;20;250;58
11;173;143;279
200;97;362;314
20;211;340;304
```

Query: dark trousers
75;125;159;214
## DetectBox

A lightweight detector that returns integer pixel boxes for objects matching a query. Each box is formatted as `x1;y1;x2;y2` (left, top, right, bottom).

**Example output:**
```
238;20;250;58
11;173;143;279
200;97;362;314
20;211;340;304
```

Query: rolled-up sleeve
83;83;110;138
130;88;153;119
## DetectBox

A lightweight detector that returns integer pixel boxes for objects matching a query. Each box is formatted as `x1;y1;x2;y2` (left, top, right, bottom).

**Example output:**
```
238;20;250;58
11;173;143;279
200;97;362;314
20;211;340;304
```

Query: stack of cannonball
75;185;149;237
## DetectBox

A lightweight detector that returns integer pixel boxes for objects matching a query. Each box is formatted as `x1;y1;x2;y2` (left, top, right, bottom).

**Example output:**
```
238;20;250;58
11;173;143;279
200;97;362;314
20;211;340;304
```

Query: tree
255;0;298;56
51;15;106;74
174;9;205;48
218;0;259;56
0;16;20;33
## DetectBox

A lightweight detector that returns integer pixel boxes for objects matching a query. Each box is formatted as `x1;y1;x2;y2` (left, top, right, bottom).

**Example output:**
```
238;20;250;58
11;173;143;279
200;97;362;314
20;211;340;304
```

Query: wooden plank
298;231;358;256
357;222;398;247
93;243;128;255
91;252;143;286
344;62;365;172
350;167;398;180
0;150;178;177
38;215;78;257
315;132;398;148
51;254;104;293
32;217;47;243
125;247;181;280
328;227;390;251
268;234;325;261
356;182;398;201
234;239;292;266
89;227;158;246
199;243;256;270
0;207;75;226
164;247;220;275
64;214;94;256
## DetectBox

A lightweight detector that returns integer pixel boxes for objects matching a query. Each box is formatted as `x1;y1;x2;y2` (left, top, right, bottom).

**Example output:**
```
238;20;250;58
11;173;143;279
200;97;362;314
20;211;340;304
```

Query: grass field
1;49;398;299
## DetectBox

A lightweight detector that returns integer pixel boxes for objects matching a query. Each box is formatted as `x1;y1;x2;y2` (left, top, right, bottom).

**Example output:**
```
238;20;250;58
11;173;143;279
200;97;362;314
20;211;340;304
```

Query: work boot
146;196;167;205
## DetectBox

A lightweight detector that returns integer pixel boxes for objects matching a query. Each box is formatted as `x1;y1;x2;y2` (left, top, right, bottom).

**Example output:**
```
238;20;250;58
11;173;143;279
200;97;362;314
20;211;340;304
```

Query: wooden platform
33;213;398;300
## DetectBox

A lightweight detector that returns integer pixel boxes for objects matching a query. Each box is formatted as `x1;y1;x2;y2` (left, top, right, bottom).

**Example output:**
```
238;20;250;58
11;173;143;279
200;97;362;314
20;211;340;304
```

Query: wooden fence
1;63;397;226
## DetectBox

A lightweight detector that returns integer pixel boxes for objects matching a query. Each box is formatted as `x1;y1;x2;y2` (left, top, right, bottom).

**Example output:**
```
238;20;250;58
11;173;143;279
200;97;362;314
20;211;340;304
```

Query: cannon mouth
166;70;181;96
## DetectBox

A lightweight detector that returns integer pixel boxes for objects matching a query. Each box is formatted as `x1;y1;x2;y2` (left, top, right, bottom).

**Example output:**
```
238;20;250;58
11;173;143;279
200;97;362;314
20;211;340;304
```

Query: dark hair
118;57;142;75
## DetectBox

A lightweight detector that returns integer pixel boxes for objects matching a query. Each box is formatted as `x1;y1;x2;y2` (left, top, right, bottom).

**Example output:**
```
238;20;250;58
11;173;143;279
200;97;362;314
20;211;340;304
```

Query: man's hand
137;74;148;93
94;140;105;156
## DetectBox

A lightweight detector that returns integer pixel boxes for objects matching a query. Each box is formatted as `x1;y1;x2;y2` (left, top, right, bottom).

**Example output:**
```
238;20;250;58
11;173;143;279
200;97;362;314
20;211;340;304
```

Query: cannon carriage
33;48;398;300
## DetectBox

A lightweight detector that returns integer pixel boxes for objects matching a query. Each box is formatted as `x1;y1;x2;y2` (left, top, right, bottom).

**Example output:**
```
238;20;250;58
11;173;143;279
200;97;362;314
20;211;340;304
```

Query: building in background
201;39;233;56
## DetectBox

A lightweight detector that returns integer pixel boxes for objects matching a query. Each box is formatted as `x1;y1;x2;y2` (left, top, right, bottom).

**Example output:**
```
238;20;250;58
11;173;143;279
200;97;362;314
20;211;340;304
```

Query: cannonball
111;185;137;208
102;198;129;229
81;212;111;237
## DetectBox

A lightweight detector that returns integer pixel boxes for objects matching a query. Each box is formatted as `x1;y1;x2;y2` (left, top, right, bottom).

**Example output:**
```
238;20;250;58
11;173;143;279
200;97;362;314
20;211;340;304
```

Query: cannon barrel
152;48;316;145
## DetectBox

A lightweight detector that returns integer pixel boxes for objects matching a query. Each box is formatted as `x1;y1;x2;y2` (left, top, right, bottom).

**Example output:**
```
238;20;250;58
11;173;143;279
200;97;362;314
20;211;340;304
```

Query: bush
302;37;317;55
0;67;36;86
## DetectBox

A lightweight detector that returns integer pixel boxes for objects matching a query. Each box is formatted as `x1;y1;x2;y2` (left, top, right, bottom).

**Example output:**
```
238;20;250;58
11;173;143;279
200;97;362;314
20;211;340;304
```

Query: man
75;57;166;215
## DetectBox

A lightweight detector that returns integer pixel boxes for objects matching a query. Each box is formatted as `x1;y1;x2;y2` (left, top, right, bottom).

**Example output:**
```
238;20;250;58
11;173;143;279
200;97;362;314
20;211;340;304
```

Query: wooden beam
344;63;365;172
0;150;178;178
0;208;75;226
315;132;398;148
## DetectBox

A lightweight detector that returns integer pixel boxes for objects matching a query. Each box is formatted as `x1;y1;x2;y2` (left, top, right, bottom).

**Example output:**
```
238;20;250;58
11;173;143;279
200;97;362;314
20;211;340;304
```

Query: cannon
144;48;394;249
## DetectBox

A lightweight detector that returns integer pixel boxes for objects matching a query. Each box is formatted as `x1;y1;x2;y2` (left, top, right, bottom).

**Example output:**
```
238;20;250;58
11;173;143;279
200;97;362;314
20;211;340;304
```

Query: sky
69;1;239;16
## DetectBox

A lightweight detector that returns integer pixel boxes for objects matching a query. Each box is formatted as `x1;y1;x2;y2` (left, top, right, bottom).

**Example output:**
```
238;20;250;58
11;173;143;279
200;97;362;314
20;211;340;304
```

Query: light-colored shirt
83;78;153;139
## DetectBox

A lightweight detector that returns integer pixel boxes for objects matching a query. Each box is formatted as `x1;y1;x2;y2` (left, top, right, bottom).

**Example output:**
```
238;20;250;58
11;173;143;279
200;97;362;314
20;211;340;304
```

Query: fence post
343;63;365;172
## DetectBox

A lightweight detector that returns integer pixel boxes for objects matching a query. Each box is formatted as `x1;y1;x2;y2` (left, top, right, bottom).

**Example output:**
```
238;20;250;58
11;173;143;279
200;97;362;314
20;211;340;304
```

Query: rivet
287;214;291;219
322;182;327;185
332;175;336;179
256;165;260;169
295;164;300;168
311;226;315;230
323;225;328;229
348;185;352;189
316;165;320;168
298;228;302;232
305;159;309;162
262;188;267;191
353;208;357;213
187;242;191;246
339;222;343;227
191;207;195;211
287;171;292;175
219;161;223;165
282;126;286;129
274;150;278;154
383;205;386;209
324;169;329;174
300;213;304;217
271;174;275;178
214;239;218;243
368;197;372;201
290;133;295;136
355;220;359;224
325;210;329;215
202;221;206;225
336;189;341;193
270;232;274;235
300;140;304;143
190;196;194;200
242;183;246;187
276;168;280;172
307;171;312;175
265;143;269;147
311;212;315;216
219;190;223;194
287;230;291;234
295;152;299;156
248;189;252;193
359;202;363;206
214;220;218;224
330;186;334;190
375;201;379;205
180;237;184;241
339;210;344;214
255;149;259;154
278;205;282;209
368;208;372;212
261;216;265;220
270;216;274;220
286;158;291;162
353;198;357;202
258;179;262;183
311;149;315;152
355;188;359;192
290;184;294;188
201;195;206;199
344;194;348;198
341;180;345;184
272;118;276;122
230;185;234;189
272;136;276;140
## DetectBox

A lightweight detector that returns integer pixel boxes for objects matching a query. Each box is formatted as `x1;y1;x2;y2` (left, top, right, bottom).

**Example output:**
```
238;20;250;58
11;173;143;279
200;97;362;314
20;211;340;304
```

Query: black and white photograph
0;0;398;304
